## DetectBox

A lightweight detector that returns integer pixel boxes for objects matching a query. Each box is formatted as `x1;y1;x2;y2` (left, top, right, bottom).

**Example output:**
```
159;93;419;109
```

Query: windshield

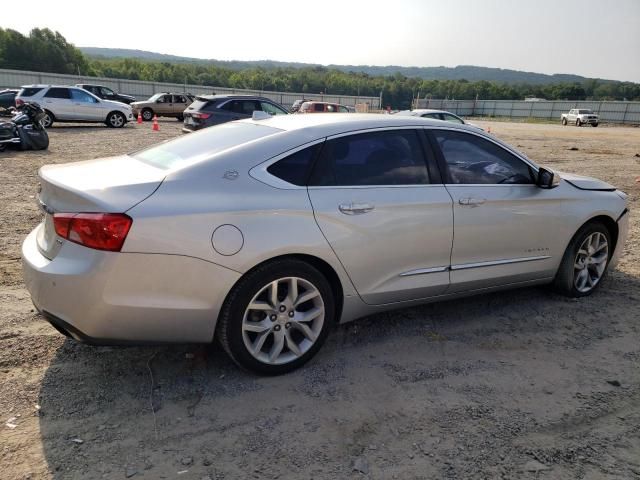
147;93;163;102
131;122;281;170
578;109;594;114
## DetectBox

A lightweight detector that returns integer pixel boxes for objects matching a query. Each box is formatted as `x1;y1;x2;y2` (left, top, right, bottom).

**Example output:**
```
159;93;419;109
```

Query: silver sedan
22;113;629;374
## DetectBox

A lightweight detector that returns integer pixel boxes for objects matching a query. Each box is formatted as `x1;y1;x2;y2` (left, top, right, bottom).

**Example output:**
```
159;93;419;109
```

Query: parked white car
561;109;599;127
15;85;134;128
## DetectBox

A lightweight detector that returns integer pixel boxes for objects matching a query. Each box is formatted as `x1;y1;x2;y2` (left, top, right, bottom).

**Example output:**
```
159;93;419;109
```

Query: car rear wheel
562;117;567;125
41;110;54;128
176;115;184;122
141;108;154;121
553;222;611;297
106;111;126;128
217;259;334;375
592;123;599;127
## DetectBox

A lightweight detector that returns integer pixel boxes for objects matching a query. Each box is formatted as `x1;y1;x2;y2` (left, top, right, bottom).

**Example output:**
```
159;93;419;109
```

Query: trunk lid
36;155;166;258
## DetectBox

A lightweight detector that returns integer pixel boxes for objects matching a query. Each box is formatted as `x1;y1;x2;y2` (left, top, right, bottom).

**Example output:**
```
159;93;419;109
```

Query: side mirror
537;167;560;189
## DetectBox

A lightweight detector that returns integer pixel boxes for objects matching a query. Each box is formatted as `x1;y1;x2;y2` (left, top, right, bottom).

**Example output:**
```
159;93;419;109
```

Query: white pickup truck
561;108;599;127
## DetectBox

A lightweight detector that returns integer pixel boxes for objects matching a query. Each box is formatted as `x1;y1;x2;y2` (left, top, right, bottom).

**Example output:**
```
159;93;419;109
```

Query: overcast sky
3;0;640;82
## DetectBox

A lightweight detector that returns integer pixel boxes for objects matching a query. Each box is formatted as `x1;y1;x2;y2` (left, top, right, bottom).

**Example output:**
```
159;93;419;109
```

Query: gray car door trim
399;266;449;277
450;255;551;271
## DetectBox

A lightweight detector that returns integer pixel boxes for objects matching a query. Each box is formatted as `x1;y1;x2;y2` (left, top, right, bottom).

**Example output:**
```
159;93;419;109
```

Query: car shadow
37;269;640;478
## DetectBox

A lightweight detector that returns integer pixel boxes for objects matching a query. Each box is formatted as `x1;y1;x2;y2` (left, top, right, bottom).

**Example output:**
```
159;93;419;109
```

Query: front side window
100;87;115;96
310;130;430;186
433;130;534;185
260;101;287;115
313;103;324;112
44;88;71;99
70;89;98;103
422;113;440;120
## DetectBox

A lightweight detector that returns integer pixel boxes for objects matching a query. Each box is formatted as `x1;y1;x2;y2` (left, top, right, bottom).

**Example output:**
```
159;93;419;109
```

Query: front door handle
459;197;486;206
339;202;375;215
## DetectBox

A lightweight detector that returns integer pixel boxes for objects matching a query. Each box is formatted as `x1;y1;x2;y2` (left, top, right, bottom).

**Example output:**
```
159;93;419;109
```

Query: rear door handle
339;202;375;215
459;197;486;206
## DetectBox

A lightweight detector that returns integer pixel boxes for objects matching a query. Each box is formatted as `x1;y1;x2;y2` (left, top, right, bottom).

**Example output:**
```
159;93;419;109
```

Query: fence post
529;101;534;119
622;102;629;124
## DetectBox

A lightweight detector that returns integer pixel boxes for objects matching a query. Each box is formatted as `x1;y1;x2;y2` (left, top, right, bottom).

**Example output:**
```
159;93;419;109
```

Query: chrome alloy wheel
109;113;124;127
242;277;325;365
573;232;608;293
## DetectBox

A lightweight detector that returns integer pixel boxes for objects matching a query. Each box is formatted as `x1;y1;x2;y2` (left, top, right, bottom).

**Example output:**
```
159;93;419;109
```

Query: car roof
196;94;272;101
242;112;477;137
396;109;457;116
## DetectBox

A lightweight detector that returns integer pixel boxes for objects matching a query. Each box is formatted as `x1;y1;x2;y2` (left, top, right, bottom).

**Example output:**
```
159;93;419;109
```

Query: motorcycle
0;102;49;152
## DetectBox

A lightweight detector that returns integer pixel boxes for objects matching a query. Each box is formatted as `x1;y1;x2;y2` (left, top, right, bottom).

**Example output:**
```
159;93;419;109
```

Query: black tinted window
310;130;429;186
221;100;259;115
433;130;533;184
44;88;70;99
20;87;44;97
267;143;323;186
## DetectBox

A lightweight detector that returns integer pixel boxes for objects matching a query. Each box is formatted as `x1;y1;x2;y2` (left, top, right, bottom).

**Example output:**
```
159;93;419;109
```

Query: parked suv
182;94;288;132
131;93;194;121
299;101;349;113
15;85;134;128
76;84;136;104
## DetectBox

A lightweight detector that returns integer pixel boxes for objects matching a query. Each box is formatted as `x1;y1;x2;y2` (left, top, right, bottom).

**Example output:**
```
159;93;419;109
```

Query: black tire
141;108;154;121
592;123;599;127
553;221;612;297
176;115;184;122
41;110;54;128
217;259;335;375
562;117;567;126
105;111;126;128
576;118;581;127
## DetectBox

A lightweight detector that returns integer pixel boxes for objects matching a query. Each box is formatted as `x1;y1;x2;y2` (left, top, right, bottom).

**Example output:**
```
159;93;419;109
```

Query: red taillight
16;98;24;106
53;213;132;252
192;113;211;119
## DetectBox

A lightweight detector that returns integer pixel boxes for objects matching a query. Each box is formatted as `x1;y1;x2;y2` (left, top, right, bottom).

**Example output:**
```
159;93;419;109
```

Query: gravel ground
1;119;639;480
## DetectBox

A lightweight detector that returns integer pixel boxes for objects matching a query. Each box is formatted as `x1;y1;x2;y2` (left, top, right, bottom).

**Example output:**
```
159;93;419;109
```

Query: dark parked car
182;94;288;132
0;89;19;110
76;84;136;104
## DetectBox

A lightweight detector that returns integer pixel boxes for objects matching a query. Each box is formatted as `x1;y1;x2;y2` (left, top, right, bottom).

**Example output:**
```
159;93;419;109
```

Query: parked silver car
15;85;134;128
396;109;483;130
22;114;629;374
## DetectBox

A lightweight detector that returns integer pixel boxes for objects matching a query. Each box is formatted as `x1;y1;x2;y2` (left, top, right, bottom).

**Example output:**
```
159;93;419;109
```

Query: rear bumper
22;226;241;344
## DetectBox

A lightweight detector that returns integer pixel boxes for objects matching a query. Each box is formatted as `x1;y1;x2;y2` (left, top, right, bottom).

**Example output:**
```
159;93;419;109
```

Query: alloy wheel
242;277;325;365
573;232;608;293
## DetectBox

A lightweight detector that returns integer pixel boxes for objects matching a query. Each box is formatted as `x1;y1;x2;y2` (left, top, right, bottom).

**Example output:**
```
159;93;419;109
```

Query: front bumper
22;226;240;344
609;208;629;270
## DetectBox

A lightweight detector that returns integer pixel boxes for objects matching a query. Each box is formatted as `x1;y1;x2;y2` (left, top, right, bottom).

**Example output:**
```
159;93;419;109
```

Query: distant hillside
80;47;598;85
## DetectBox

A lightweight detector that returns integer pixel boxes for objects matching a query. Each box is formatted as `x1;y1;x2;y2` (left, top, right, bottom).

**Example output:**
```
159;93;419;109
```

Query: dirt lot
1;119;639;480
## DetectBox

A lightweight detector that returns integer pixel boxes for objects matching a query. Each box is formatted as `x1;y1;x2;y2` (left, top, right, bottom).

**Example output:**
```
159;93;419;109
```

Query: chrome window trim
451;255;551;271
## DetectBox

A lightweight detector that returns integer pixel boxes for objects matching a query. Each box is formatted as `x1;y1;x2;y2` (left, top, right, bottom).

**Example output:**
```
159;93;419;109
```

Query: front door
307;128;453;305
429;128;567;292
70;88;103;120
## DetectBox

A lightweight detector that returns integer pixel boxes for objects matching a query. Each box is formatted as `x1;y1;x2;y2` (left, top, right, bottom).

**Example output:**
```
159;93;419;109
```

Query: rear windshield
131;122;281;170
19;87;44;97
190;98;215;110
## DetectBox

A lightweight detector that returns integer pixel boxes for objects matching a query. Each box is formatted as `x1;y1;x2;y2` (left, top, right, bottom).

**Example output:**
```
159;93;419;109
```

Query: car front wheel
141;109;154;121
562;117;567;125
106;111;126;128
217;259;334;375
553;222;611;297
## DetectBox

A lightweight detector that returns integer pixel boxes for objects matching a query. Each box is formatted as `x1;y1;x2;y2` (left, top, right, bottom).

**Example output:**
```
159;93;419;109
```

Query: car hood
103;99;132;110
560;172;615;191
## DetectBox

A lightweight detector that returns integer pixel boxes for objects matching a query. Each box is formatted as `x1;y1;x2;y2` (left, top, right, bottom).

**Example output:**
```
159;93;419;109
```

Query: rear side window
20;87;44;97
310;130;430;186
433;130;534;185
132;122;281;170
267;143;323;186
44;88;71;99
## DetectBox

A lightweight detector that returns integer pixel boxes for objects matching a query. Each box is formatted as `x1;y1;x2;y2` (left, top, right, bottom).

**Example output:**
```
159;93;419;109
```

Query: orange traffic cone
152;115;159;131
137;112;142;124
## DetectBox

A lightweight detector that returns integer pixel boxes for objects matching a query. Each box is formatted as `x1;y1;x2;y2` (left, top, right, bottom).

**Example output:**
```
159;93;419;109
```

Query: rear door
307;128;453;305
172;95;190;116
429;128;566;292
42;87;74;120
